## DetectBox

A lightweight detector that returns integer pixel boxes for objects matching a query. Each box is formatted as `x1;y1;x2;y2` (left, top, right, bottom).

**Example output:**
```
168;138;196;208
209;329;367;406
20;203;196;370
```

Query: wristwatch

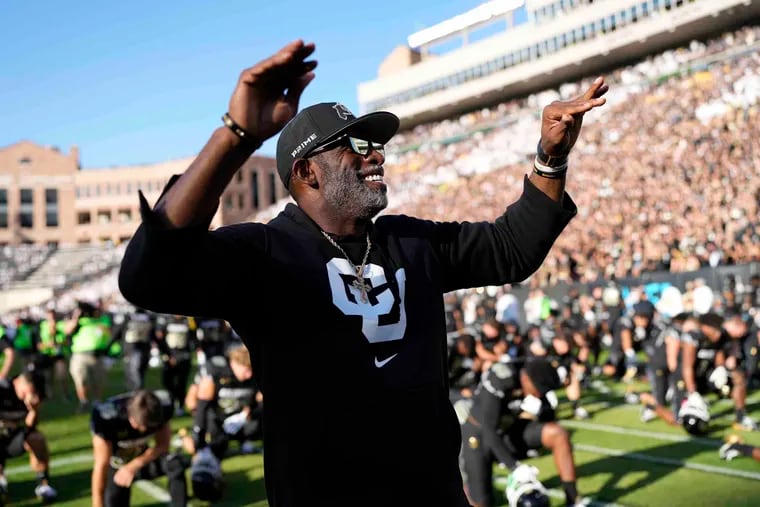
536;139;568;168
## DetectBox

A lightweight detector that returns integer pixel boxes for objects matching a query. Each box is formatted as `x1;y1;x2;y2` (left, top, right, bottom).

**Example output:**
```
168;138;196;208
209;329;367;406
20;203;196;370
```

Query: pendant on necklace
352;266;370;303
351;278;370;303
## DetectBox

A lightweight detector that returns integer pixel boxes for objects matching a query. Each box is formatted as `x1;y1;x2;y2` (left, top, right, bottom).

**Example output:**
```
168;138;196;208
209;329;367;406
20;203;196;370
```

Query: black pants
105;453;187;507
461;419;544;507
646;366;670;407
124;344;150;391
0;429;28;467
162;357;191;409
33;354;67;399
744;337;759;382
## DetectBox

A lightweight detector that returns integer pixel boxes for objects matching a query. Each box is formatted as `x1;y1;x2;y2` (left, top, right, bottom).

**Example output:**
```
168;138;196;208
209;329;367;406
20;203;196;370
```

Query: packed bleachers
249;26;760;289
379;25;760;286
6;243;125;290
0;243;55;289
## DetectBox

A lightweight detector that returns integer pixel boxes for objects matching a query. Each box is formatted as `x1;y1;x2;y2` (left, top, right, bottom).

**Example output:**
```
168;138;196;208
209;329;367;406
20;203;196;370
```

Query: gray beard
322;165;388;220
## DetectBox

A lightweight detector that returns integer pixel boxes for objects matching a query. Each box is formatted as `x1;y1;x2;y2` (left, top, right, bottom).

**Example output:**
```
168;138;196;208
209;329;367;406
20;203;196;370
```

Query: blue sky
0;0;524;168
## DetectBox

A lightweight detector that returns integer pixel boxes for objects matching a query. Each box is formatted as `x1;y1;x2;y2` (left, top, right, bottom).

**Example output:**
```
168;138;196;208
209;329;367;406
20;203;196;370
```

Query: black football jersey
643;321;669;369
208;358;258;416
195;318;228;358
469;362;518;428
90;390;173;464
159;316;194;357
691;330;727;378
123;312;154;344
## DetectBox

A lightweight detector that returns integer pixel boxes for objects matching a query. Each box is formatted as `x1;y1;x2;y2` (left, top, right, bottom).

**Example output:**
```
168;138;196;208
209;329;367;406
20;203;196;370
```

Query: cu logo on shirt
325;260;407;343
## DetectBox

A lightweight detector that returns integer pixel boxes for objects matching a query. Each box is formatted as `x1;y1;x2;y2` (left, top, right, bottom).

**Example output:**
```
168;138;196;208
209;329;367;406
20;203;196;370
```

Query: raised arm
118;40;317;317
155;39;316;228
396;78;608;292
529;76;608;203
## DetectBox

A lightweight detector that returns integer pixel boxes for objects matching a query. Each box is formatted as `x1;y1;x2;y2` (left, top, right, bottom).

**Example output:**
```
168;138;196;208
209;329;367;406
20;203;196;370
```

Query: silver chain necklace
320;230;372;303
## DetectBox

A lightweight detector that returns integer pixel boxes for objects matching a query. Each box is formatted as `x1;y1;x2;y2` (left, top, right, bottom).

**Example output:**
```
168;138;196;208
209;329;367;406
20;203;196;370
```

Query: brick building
0;141;284;246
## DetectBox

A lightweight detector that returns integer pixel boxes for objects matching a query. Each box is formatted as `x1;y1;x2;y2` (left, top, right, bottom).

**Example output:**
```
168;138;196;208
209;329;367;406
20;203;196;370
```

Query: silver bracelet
533;156;568;178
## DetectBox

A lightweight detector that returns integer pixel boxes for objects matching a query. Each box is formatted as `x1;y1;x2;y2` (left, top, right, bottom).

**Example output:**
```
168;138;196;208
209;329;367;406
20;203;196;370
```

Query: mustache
357;164;384;176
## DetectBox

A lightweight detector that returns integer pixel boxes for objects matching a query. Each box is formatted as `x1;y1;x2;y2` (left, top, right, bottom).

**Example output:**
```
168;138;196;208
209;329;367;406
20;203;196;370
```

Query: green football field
3;359;760;507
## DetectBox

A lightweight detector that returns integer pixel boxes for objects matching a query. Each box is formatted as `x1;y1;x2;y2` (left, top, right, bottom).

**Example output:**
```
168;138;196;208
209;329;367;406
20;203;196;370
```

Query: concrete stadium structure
0;141;282;246
359;0;760;129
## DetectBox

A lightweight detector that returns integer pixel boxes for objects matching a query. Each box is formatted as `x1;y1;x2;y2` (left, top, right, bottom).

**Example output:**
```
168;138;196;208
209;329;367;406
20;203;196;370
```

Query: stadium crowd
249;25;760;288
383;24;760;287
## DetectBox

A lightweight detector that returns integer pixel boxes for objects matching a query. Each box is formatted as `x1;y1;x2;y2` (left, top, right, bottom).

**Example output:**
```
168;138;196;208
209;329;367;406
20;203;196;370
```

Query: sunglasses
305;134;385;158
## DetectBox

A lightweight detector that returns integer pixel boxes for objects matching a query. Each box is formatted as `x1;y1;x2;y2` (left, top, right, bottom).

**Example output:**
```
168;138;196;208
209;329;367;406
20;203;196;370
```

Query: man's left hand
540;76;608;156
113;465;137;487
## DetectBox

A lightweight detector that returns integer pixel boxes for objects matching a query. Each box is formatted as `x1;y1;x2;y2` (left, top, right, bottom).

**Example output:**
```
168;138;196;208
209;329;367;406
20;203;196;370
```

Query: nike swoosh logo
374;353;398;368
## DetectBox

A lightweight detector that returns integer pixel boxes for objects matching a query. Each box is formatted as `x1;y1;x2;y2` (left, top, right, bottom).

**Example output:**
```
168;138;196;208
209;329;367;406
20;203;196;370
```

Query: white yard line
5;452;194;506
5;452;92;476
575;443;760;481
134;479;172;502
562;419;722;447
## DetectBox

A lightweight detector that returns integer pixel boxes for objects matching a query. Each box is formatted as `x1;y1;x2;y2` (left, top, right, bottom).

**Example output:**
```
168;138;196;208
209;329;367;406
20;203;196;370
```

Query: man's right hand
227;39;317;144
540;76;608;157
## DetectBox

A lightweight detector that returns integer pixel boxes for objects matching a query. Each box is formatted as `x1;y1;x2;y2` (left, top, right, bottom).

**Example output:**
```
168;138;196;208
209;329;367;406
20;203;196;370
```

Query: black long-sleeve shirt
118;176;575;507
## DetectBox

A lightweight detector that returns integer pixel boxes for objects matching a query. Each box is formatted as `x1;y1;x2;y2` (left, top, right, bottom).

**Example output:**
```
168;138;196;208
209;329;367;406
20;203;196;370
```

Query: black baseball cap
275;102;400;190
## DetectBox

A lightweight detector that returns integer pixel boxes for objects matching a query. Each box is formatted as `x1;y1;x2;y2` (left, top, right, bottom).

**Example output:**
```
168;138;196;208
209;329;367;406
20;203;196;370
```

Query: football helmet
191;448;224;501
505;464;550;507
679;393;710;436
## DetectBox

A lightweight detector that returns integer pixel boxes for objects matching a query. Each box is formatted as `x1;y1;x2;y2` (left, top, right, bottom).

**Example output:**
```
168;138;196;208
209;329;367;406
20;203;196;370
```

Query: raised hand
540;76;608;156
228;39;318;143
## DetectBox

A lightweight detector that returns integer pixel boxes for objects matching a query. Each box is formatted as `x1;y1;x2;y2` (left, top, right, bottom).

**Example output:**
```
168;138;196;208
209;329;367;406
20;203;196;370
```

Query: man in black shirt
193;317;230;377
0;371;57;504
449;333;481;403
716;312;759;431
90;389;187;507
118;40;607;506
120;308;156;391
155;315;195;416
183;345;262;459
637;312;690;427
460;358;582;507
622;302;674;423
475;318;508;372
